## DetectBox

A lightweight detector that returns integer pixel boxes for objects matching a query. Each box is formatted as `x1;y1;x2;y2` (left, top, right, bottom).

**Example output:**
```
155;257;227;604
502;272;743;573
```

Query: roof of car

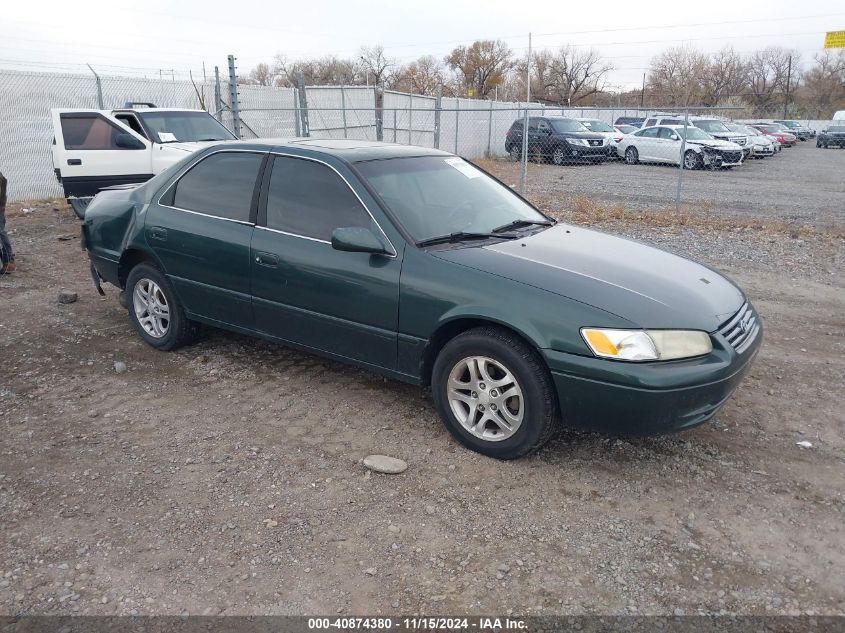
202;138;453;162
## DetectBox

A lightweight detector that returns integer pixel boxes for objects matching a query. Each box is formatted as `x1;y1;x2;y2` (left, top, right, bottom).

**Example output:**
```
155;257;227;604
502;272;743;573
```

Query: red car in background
748;124;797;147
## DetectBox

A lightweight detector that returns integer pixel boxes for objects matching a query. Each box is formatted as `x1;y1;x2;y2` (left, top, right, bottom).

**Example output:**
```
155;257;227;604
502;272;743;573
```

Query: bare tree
798;50;845;116
445;39;513;98
391;55;445;95
746;47;800;114
358;45;395;87
272;54;358;87
247;62;274;86
547;46;614;105
647;45;709;106
701;46;748;106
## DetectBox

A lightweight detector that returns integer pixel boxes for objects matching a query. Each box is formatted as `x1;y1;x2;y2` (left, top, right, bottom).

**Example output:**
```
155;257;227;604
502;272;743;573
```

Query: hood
558;131;606;140
160;140;228;153
433;225;744;331
687;139;741;150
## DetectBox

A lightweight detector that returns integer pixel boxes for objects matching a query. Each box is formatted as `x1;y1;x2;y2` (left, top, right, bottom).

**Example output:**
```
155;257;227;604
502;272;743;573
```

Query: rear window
172;151;263;222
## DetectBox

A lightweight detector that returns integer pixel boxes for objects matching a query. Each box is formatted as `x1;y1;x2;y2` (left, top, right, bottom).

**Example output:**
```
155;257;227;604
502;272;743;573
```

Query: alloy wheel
552;148;566;165
625;147;638;164
133;278;170;338
447;355;524;442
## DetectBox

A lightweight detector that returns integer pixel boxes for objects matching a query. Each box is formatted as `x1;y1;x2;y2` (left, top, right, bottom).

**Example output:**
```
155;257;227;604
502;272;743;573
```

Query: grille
732;137;746;146
718;150;743;163
718;301;760;354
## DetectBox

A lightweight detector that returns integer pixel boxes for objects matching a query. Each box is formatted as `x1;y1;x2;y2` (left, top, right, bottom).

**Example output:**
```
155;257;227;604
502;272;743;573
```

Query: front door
146;150;266;329
250;154;402;369
52;110;152;197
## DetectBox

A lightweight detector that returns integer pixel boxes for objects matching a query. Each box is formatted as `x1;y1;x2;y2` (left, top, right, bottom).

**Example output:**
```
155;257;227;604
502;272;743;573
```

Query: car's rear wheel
508;144;521;161
432;326;558;459
126;262;196;350
625;146;639;164
683;149;703;170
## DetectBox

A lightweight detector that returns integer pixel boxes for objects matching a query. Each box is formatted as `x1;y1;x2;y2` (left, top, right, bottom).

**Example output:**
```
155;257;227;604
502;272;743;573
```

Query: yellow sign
467;87;474;97
824;30;845;48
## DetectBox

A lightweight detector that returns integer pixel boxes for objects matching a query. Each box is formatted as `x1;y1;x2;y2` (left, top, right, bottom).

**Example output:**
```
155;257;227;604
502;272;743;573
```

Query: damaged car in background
617;125;745;169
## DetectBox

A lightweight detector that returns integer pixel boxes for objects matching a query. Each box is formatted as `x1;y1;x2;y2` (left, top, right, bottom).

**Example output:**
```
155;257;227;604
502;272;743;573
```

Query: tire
683;149;702;170
816;140;822;148
551;146;567;166
125;262;196;351
508;144;521;161
432;326;559;460
624;146;639;165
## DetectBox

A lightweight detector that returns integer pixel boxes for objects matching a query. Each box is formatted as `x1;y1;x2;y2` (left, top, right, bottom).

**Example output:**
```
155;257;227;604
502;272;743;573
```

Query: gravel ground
510;141;845;227
1;156;843;617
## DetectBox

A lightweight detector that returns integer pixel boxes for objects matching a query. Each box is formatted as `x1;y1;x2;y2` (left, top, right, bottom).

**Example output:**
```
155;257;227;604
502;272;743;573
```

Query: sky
2;0;843;89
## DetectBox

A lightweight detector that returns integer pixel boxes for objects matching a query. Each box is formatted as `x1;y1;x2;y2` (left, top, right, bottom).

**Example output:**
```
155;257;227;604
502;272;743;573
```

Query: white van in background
833;110;845;121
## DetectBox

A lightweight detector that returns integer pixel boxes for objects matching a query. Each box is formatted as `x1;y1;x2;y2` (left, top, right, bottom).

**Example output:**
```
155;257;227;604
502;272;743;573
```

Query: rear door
146;149;266;329
634;127;661;161
51;109;152;197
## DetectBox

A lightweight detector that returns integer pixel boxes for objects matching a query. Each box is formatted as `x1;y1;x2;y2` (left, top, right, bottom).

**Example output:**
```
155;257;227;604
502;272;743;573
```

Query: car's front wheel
683;149;703;170
432;327;559;459
625;146;639;164
551;147;567;165
126;262;196;350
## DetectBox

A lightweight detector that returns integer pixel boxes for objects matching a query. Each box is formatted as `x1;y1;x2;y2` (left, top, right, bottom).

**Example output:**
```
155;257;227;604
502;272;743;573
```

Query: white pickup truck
51;104;236;215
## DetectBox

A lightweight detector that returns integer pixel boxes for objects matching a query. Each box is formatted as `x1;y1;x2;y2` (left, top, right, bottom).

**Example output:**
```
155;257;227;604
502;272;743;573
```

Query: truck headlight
568;138;589;146
581;328;712;361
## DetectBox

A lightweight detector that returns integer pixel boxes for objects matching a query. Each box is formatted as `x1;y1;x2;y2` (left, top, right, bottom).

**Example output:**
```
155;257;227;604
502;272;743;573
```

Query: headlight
568;138;589;146
581;328;712;361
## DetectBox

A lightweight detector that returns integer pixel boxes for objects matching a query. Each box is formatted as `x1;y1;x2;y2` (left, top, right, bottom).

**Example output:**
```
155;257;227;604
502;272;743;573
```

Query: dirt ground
1;144;844;617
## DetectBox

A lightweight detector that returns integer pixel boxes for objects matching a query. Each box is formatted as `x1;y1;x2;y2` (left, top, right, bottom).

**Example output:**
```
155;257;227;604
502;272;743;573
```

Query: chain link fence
0;65;838;211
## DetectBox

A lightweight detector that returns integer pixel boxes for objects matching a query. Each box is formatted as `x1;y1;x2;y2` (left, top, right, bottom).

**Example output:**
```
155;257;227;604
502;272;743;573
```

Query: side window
645;118;657;127
61;114;139;150
527;118;539;131
172;152;263;222
658;127;676;139
537;120;551;133
638;127;660;138
265;156;374;242
115;114;148;139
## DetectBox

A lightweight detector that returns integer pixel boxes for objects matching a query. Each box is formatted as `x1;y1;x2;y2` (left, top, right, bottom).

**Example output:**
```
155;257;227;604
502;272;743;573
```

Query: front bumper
543;321;762;435
566;143;609;159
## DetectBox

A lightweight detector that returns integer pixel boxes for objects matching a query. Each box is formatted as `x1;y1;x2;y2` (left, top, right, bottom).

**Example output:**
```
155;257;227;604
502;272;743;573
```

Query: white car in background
617;125;745;169
737;124;777;157
577;118;626;159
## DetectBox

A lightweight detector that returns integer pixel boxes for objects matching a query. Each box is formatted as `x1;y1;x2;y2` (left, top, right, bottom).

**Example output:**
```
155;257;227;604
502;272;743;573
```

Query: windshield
139;111;236;143
677;127;714;140
616;124;636;133
550;119;589;133
744;126;761;135
829;126;845;133
580;120;614;132
725;123;747;133
356;156;549;243
778;121;799;128
693;119;731;133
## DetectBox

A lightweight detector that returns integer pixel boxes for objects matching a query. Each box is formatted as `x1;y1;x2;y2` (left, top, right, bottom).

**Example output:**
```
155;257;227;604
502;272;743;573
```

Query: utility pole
640;72;646;108
519;32;531;194
783;54;792;119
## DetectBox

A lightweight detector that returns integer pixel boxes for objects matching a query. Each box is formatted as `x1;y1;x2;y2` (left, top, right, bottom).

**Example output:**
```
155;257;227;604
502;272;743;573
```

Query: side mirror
115;133;145;150
331;227;389;255
670;134;679;141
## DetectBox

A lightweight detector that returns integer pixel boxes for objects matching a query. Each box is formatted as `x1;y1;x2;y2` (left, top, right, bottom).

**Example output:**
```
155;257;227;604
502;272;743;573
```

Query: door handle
254;252;280;267
149;227;167;241
67;159;82;165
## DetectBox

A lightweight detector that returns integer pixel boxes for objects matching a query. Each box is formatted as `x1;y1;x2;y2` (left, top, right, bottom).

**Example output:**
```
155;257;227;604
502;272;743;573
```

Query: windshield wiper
417;231;518;247
491;219;554;233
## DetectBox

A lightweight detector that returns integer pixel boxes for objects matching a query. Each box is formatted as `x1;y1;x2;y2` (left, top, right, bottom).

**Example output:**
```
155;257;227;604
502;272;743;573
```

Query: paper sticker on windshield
444;157;481;178
158;132;177;142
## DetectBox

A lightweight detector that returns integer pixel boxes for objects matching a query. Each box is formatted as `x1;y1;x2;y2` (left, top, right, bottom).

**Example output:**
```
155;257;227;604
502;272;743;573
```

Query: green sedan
80;139;761;459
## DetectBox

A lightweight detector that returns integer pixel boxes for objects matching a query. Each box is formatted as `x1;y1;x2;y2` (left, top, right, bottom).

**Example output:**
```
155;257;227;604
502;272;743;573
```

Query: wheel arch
118;248;164;289
419;315;548;388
